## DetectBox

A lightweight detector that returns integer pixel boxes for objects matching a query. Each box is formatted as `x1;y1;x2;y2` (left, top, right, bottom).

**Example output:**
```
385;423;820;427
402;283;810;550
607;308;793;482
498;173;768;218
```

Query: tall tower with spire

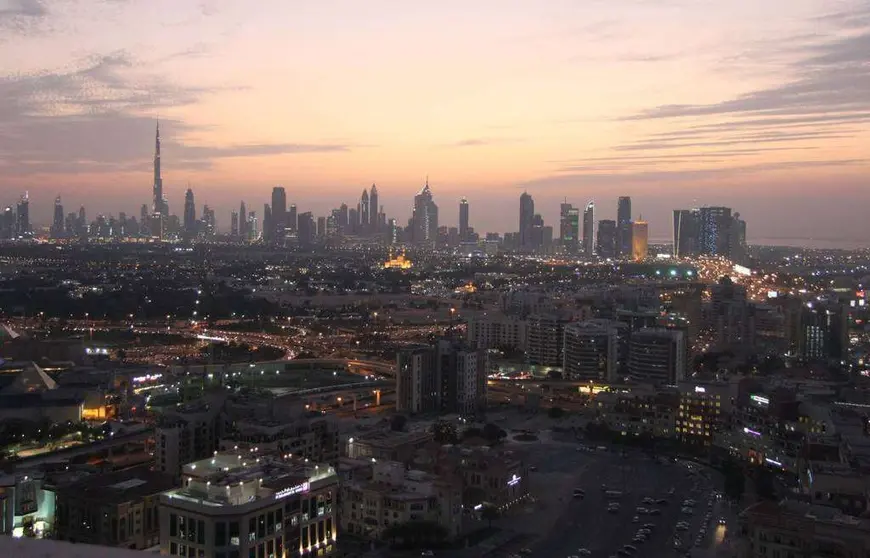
153;121;165;215
369;183;379;232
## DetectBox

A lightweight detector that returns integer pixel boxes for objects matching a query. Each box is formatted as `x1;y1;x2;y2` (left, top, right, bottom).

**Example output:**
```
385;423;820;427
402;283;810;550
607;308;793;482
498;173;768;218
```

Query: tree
548;406;565;419
390;414;408;432
432;420;458;444
480;505;500;528
482;423;507;444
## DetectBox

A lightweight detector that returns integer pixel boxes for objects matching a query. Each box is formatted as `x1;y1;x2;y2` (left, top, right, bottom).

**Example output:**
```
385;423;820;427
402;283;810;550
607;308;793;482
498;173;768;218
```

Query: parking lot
495;442;728;558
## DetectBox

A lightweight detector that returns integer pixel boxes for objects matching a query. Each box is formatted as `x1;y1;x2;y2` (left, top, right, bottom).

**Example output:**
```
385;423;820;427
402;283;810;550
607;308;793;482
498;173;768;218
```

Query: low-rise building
219;415;340;465
54;466;176;549
434;446;529;512
340;460;462;541
595;386;678;438
159;452;339;558
345;430;433;463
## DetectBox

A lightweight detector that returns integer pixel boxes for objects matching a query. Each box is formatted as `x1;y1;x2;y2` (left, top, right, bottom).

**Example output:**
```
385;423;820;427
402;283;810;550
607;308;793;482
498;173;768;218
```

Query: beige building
737;500;870;558
219;416;339;465
340;461;462;541
434;446;530;512
345;430;433;463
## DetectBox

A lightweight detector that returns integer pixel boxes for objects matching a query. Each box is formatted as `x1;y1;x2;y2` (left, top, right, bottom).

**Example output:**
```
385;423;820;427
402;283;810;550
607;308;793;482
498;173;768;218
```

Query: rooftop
54;465;177;504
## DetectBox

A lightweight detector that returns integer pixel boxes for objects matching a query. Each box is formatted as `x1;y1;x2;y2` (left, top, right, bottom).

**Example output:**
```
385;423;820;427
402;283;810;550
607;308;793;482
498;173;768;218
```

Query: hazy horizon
2;0;869;247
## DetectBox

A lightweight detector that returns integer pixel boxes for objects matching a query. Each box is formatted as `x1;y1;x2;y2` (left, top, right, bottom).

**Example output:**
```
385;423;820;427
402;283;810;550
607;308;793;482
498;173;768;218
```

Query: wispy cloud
441;137;521;148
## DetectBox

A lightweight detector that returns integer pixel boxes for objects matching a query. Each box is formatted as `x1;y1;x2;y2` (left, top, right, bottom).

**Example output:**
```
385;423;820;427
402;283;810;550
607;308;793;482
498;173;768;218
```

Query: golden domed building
384;249;413;269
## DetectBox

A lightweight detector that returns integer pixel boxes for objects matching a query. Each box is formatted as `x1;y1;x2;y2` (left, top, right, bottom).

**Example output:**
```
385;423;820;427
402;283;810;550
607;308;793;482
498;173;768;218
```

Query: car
632;537;645;544
668;487;676;495
681;507;693;515
578;550;592;556
673;541;683;549
650;509;662;515
643;523;656;529
676;524;689;531
623;545;638;553
718;518;726;525
642;497;655;505
632;516;639;523
656;498;668;505
421;552;434;557
616;550;631;556
519;550;532;556
529;466;538;472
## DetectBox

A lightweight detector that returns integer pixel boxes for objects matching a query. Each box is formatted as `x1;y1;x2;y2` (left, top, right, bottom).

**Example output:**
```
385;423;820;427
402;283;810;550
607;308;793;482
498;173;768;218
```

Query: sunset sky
1;0;868;245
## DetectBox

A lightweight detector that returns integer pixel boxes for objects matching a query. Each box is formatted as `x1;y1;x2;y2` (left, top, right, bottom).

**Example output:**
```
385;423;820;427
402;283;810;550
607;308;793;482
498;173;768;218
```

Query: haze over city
1;0;869;246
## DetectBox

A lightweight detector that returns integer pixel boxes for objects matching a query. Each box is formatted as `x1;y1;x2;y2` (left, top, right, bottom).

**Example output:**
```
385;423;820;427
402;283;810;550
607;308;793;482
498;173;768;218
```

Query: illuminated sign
274;482;310;500
765;458;782;467
694;386;706;393
750;395;770;406
743;427;761;437
733;265;751;276
133;374;163;383
507;474;522;487
767;291;778;299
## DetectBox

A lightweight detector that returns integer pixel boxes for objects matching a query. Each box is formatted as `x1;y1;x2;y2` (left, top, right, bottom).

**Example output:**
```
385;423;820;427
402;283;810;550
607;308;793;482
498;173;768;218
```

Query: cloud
442;137;521;148
0;0;47;33
171;142;351;159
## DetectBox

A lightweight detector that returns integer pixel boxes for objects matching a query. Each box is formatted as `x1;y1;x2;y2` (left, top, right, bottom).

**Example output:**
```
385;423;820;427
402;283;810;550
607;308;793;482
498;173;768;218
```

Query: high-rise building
411;180;438;246
338;203;349;233
238;201;247;238
699;206;732;256
563;320;619;382
262;204;272;243
1;206;13;239
183;188;196;239
631;220;648;261
519;192;535;251
369;184;379;232
15;192;30;237
673;209;701;258
230;211;239;237
459;197;469;241
288;203;297;234
627;328;687;384
436;338;488;417
596;219;617;258
527;314;573;370
297;211;315;247
396;345;438;414
617;196;632;256
730;212;747;263
388;218;398;244
51;196;64;238
799;302;847;361
359;189;370;233
270;187;286;243
152;122;166;215
559;202;580;253
582;200;595;256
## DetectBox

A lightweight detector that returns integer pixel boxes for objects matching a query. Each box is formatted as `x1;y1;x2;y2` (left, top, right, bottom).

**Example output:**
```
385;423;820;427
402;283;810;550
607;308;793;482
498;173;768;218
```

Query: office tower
317;216;326;238
152;121;166;215
730;212;747;263
459;197;469;241
388;218;398;244
411;179;438;246
627;328;687;384
247;212;258;239
582;200;595;256
710;276;752;348
360;189;370;232
118;212;128;237
230;211;239;237
1;206;13;239
673;209;701;258
558;202;579;253
435;338;488;416
799;302;847;361
348;207;359;234
183;188;196;238
631;220;648;261
262;204;272;243
51;196;64;238
288;203;297;234
338;203;349;232
270;186;286;242
238;201;247;238
531;213;545;251
519;192;535;251
369;184;378;232
699;206;732;256
297;212;315;247
617;196;632;256
596;219;617;258
527;314;573;369
15;192;29;237
396;345;438;414
563;321;619;382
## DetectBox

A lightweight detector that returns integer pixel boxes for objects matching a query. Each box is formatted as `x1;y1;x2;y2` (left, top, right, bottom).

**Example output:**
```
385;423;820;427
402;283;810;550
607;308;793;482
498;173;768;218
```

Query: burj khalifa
153;122;167;215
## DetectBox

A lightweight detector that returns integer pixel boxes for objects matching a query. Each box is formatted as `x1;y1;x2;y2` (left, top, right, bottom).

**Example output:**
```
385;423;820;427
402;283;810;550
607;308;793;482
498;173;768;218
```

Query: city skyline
2;0;869;246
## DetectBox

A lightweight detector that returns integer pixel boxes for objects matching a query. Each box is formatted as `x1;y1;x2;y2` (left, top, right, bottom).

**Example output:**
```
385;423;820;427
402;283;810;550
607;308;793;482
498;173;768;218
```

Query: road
517;447;721;558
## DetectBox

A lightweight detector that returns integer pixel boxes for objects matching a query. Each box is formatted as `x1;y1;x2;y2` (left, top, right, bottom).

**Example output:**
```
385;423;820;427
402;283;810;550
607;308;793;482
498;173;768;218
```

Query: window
170;543;178;556
198;520;205;545
170;514;178;538
249;518;256;541
230;521;240;546
215;521;227;547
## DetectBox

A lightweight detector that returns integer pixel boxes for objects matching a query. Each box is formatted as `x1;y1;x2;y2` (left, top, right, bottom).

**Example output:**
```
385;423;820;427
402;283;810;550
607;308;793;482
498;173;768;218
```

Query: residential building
345;430;433;463
627;328;687;385
562;320;619;382
466;314;528;351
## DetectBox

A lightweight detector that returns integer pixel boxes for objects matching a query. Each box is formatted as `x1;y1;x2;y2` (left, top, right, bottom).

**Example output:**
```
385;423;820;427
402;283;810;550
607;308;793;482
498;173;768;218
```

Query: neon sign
695;386;706;393
750;395;769;406
507;474;521;487
275;482;310;500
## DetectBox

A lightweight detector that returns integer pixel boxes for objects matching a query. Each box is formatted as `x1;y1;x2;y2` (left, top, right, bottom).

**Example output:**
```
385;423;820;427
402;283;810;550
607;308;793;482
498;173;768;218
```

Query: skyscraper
596;219;617;258
338;203;349;233
632;219;648;261
369;184;379;232
459;197;469;242
617;196;632;256
270;186;286;243
288;203;297;234
699;206;732;256
412;179;438;246
52;196;64;238
183;188;196;238
519;192;535;251
673;209;701;258
262;204;272;243
152;122;166;215
582;200;595;256
359;189;370;233
230;211;239;237
15;193;29;237
239;201;247;238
